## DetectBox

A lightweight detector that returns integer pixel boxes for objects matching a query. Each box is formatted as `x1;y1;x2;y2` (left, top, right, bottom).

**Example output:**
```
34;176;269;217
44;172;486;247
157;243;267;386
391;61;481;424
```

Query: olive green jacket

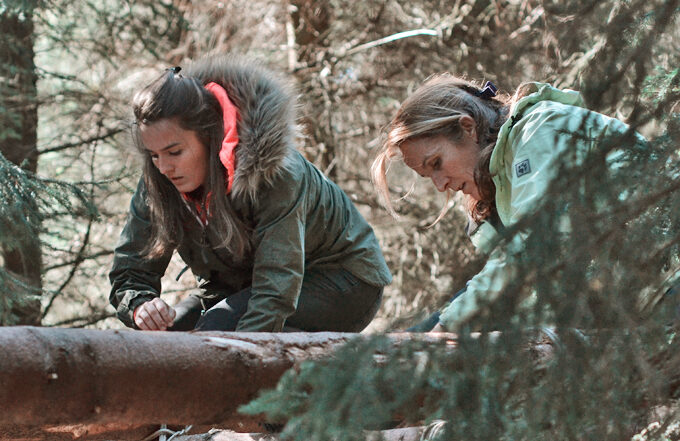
109;57;391;331
439;83;645;331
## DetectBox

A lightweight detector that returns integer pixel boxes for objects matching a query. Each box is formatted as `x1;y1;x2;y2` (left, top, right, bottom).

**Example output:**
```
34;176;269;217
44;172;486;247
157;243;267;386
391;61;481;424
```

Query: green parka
439;83;645;331
109;58;392;332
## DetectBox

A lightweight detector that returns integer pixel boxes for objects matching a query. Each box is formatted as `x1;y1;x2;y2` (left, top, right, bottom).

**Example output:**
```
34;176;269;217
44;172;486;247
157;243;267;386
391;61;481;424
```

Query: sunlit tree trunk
0;6;42;325
288;0;340;178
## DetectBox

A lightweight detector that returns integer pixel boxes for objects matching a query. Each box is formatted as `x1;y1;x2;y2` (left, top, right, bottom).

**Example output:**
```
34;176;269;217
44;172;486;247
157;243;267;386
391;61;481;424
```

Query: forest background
2;0;680;440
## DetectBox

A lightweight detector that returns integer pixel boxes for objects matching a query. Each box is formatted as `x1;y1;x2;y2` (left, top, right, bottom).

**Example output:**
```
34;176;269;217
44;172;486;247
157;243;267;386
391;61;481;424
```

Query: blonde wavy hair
371;74;510;224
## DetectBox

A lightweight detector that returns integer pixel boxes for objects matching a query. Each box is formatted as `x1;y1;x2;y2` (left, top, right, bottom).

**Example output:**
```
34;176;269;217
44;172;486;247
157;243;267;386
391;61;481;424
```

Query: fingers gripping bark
134;298;176;331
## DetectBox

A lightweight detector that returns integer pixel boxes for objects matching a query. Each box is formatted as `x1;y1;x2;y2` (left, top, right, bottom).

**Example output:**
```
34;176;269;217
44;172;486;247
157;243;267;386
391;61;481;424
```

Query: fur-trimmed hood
184;55;297;204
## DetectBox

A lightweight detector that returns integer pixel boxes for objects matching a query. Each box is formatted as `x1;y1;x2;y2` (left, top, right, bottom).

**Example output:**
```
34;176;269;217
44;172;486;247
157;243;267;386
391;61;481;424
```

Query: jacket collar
490;82;585;175
185;55;297;206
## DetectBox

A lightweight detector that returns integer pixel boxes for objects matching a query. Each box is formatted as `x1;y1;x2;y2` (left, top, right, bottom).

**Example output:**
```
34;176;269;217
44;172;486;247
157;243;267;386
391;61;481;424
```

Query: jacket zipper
181;198;211;264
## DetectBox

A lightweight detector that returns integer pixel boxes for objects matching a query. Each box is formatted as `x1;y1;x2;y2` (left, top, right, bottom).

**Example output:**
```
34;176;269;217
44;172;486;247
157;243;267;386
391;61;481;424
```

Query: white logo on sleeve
515;159;531;178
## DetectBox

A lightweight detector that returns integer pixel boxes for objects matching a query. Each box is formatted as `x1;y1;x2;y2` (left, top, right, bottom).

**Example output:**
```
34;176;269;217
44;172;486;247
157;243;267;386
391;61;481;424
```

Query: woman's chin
463;193;481;203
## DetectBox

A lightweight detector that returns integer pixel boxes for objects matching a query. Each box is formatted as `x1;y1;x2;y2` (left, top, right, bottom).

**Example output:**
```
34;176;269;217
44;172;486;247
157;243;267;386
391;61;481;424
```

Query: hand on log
134;298;176;331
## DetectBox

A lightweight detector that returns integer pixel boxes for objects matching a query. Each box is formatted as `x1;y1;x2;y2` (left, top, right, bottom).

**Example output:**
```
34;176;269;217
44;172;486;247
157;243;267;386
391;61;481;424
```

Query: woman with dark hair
372;75;646;332
110;55;391;332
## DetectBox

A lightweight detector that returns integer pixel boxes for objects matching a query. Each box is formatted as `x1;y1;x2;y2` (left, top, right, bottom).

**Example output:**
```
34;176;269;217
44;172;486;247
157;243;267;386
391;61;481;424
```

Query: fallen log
172;426;431;441
0;326;459;440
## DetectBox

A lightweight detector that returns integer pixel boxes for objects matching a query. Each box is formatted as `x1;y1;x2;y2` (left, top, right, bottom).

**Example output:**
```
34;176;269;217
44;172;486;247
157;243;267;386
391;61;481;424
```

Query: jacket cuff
438;292;479;332
116;290;157;329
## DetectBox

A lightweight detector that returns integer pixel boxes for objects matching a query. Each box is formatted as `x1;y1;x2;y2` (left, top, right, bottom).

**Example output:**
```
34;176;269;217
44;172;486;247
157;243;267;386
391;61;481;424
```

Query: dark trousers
169;267;383;332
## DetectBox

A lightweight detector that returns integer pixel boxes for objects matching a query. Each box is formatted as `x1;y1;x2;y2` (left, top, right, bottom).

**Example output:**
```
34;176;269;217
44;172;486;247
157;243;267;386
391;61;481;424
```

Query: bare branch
37;127;125;155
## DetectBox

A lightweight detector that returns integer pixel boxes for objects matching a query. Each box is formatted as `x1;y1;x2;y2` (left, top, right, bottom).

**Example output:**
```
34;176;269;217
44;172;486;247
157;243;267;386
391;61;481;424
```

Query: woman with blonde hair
372;74;645;332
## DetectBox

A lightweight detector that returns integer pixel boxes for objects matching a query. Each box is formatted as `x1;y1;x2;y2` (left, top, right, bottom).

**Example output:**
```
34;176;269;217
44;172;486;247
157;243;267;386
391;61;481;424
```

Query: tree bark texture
173;426;428;441
0;327;459;440
0;425;428;441
0;7;42;325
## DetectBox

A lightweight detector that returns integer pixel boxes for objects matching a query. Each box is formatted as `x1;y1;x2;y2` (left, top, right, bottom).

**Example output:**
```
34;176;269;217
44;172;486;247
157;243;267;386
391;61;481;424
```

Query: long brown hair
131;68;252;260
371;74;510;223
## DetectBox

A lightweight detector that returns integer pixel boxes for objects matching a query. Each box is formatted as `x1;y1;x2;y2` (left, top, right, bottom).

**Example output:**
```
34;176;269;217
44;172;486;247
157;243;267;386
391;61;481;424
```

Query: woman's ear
459;115;478;143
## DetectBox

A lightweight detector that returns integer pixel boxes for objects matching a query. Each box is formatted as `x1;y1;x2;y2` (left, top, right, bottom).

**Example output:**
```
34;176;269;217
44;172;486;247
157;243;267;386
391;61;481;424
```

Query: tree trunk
0;7;42;325
0;327;458;440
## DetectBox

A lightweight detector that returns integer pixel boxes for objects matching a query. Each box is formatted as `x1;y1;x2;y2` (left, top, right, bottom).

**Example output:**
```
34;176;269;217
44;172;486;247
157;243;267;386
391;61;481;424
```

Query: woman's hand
429;323;448;333
134;297;176;331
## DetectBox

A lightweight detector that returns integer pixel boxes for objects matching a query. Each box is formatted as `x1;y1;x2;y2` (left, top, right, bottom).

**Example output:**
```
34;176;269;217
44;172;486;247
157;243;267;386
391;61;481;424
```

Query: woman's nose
156;156;173;175
431;173;448;192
